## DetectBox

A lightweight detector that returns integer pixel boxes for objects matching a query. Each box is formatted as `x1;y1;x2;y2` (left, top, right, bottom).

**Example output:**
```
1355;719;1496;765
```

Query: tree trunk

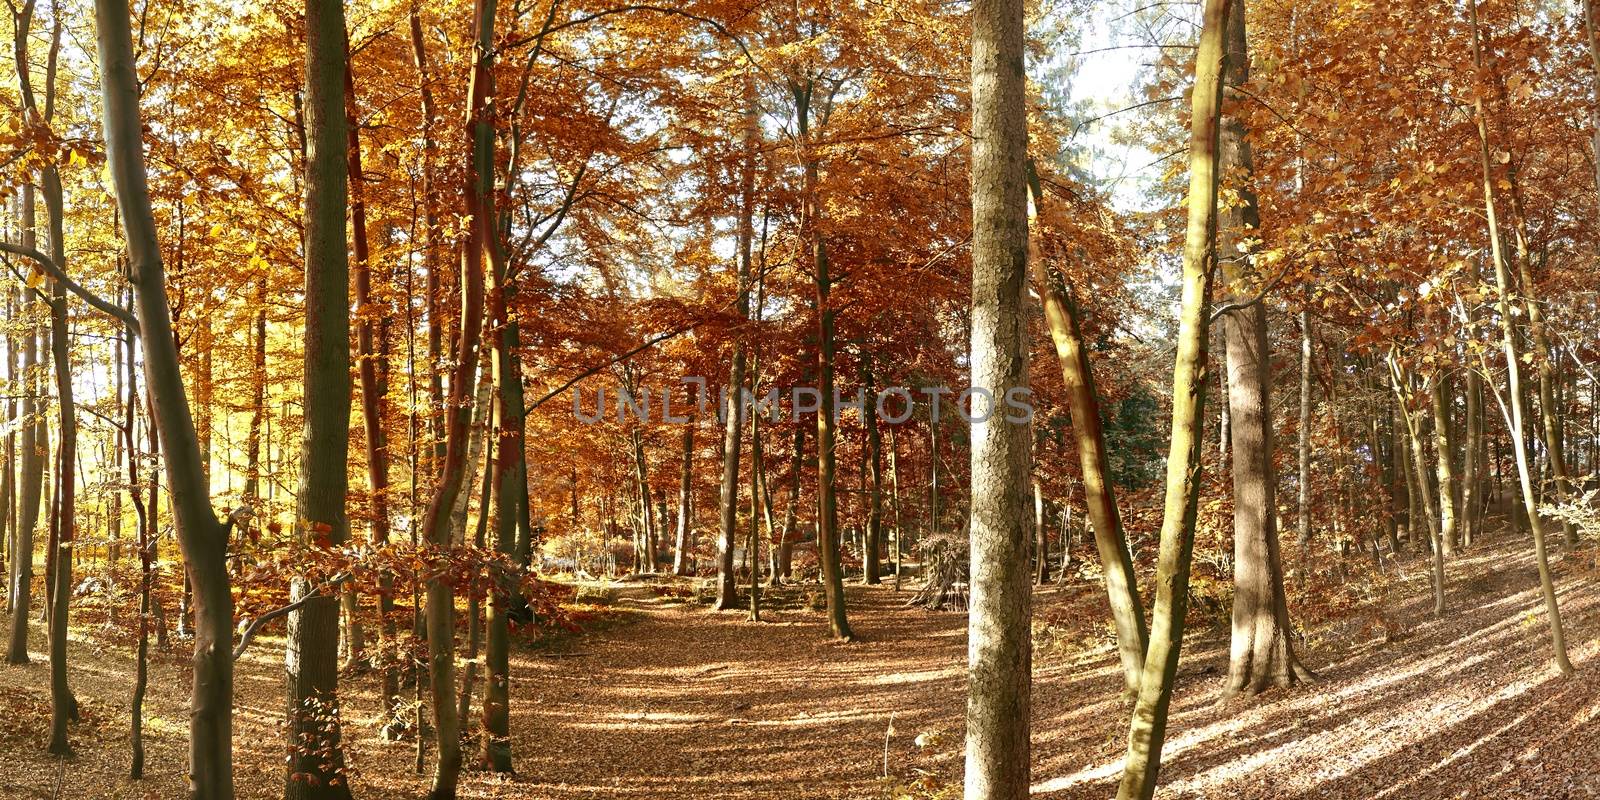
1033;480;1048;585
418;0;498;790
792;78;851;640
966;0;1033;795
1215;4;1308;694
1027;169;1148;694
863;366;884;585
4;185;41;667
1467;0;1573;677
1430;374;1459;558
1297;311;1313;558
484;247;521;773
285;1;355;794
715;77;758;609
1116;0;1228;795
94;0;237;791
1221;303;1310;696
1390;357;1446;614
674;421;695;576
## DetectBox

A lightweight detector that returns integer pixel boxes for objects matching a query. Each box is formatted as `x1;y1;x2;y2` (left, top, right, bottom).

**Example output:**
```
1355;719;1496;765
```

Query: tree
283;0;355;794
1216;0;1311;698
1116;0;1230;796
92;0;239;792
1466;0;1572;678
1027;166;1149;697
965;0;1032;797
714;74;757;611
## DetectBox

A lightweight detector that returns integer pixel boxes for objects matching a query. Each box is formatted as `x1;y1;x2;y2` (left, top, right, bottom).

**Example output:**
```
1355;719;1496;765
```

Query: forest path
2;523;1598;799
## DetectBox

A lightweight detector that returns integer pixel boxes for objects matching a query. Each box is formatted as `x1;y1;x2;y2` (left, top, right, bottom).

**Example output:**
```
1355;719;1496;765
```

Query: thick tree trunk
284;1;355;794
966;0;1032;796
1221;303;1310;695
1116;0;1228;795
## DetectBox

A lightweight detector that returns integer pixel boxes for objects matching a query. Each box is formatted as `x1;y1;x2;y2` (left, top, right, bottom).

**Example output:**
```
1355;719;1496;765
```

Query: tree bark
1467;0;1573;677
792;77;851;639
1390;357;1446;615
94;0;237;791
863;365;884;585
715;77;758;609
1116;0;1228;795
1216;2;1310;696
673;420;695;576
966;0;1032;796
1430;374;1459;557
1297;312;1313;558
418;0;497;790
4;187;41;668
285;0;355;793
1027;169;1148;694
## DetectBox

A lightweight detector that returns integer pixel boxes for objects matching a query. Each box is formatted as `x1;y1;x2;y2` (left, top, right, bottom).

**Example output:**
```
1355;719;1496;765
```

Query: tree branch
232;572;350;661
0;242;142;333
523;321;704;415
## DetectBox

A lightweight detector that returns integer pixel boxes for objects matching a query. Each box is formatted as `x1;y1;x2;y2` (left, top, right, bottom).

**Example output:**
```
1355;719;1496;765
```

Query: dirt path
2;525;1597;799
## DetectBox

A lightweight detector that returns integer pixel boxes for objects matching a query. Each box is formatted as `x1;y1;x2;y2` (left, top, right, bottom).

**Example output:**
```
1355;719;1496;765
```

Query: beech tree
1117;0;1230;795
965;0;1032;796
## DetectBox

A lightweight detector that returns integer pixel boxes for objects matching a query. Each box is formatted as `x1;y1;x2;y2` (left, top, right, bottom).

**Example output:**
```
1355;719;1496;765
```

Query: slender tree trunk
1033;480;1048;585
1467;0;1573;677
791;79;851;639
457;436;491;741
1390;357;1446;614
863;365;884;585
94;0;237;790
1462;336;1483;550
44;153;77;760
409;0;445;479
715;78;758;609
484;248;520;772
1430;374;1459;558
4;187;40;667
1027;169;1148;694
127;285;151;778
674;420;695;576
888;426;904;591
1116;0;1228;795
778;423;804;583
1297;312;1313;557
418;0;497;790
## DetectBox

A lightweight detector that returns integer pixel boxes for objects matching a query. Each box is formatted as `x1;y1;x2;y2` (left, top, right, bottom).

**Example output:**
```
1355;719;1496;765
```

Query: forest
1;0;1598;797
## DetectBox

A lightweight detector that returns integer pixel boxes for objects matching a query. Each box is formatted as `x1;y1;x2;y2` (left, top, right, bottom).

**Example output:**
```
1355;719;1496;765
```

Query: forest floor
2;521;1599;799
